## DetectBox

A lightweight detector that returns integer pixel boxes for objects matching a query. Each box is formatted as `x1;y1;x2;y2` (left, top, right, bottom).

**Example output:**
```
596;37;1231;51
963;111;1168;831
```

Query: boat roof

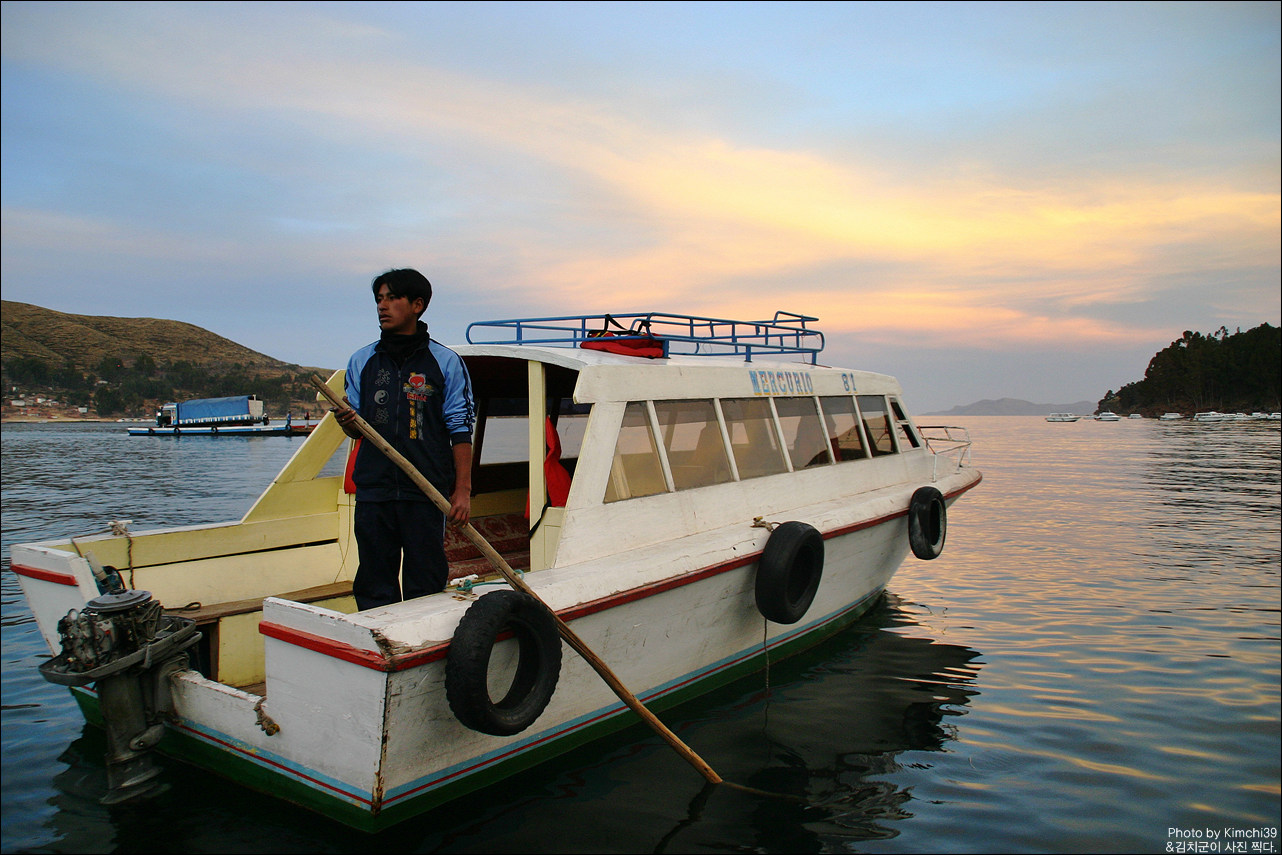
456;312;901;404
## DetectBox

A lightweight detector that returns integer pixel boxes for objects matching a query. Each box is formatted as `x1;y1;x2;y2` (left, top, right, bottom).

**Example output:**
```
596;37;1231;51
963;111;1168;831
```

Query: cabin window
654;399;734;490
890;397;921;449
479;397;531;462
856;395;896;456
821;396;866;461
775;396;831;468
604;402;668;503
721;398;788;479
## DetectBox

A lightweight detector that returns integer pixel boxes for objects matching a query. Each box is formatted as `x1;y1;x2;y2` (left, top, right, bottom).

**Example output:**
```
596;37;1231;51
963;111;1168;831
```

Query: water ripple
2;417;1278;853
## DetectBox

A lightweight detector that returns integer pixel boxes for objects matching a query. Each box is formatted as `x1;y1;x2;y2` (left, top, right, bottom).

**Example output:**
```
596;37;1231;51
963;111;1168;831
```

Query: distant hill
1;300;322;375
1;300;333;418
927;325;1281;418
923;398;1098;416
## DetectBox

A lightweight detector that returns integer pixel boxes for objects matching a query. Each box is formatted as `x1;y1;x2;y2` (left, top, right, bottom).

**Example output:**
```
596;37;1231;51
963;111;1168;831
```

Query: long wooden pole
311;376;722;785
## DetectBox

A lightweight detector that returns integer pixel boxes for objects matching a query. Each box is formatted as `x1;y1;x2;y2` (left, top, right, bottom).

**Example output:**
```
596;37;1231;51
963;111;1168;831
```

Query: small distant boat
1045;413;1080;422
1094;411;1121;421
1192;412;1269;423
1128;414;1143;419
127;395;313;436
1159;413;1183;421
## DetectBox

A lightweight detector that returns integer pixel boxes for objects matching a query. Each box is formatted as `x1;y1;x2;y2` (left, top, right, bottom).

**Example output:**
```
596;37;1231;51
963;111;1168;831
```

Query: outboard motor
39;590;200;804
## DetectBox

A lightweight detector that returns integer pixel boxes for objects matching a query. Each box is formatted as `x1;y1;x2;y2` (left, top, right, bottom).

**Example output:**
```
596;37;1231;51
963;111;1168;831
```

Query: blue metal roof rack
465;311;824;363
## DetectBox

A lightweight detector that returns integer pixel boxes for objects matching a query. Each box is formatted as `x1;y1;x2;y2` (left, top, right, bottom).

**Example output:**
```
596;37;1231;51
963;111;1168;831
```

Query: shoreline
3;417;321;425
2;417;122;424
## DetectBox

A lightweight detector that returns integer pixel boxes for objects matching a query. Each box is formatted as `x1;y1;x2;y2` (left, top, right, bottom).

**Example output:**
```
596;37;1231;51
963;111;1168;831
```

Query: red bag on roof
578;315;665;358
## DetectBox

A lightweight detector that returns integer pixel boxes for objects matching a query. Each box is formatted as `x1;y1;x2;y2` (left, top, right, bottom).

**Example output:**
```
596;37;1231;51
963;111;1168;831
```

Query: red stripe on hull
11;564;79;586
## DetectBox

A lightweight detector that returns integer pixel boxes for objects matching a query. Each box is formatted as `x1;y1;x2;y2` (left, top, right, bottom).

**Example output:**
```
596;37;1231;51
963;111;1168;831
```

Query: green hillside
2;300;335;418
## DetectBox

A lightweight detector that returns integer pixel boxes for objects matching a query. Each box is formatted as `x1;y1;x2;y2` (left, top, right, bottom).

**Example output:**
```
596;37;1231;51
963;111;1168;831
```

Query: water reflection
372;593;987;854
1139;421;1281;575
652;593;983;852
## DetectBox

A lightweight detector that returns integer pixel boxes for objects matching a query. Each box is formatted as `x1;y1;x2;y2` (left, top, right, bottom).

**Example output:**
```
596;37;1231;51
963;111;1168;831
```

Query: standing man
333;268;475;610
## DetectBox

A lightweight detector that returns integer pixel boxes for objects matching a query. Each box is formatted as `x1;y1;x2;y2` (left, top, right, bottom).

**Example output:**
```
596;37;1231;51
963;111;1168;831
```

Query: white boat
12;311;981;831
1159;413;1183;421
1128;414;1143;419
1094;411;1121;421
1193;411;1251;422
1045;413;1080;422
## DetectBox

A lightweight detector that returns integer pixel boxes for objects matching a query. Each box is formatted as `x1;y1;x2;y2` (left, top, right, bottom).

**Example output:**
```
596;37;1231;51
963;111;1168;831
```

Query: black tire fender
908;486;947;560
446;590;562;736
755;521;824;625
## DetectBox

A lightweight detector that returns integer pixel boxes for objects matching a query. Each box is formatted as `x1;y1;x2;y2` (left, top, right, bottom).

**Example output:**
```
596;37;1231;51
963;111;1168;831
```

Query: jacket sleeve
433;342;476;445
345;343;376;410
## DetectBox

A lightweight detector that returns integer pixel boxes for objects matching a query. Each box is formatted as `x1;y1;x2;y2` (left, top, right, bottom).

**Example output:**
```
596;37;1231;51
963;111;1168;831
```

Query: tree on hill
1098;324;1281;415
4;353;321;417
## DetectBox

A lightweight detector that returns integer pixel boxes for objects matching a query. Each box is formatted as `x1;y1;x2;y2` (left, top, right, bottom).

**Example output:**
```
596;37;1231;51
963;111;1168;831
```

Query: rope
69;520;135;590
452;568;524;594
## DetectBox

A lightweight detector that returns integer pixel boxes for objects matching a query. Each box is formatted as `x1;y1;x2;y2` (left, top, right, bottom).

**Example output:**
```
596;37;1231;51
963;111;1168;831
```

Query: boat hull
69;583;886;829
16;473;977;830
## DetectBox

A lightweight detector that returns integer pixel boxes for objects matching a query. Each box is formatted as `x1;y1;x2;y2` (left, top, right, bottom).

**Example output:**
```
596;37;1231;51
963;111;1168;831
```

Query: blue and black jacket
344;324;475;502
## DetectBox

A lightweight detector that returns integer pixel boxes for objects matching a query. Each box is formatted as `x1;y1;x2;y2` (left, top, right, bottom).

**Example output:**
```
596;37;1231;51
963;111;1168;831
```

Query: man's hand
331;398;361;439
449;442;473;525
448;486;471;526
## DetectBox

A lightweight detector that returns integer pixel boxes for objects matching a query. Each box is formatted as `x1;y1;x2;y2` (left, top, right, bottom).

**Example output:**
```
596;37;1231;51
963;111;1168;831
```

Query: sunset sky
2;1;1278;412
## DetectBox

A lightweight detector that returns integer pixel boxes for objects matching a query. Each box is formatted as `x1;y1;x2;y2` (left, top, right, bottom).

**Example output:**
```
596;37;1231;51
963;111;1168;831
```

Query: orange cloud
9;6;1277;353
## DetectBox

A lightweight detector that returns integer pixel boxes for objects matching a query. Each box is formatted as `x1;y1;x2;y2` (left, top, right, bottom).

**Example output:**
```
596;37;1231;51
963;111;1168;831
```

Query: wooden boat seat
166;581;356;691
165;580;354;625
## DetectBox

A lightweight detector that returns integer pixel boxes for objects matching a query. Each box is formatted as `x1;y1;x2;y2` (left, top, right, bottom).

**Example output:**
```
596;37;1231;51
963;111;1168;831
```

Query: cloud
2;2;1277;411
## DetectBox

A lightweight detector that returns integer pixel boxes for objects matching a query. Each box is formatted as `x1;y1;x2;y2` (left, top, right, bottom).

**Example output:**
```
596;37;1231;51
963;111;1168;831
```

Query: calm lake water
2;416;1278;853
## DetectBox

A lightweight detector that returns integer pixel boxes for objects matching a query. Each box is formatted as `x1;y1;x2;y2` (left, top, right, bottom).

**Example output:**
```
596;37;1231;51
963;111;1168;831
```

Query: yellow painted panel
130;543;349;610
56;512;340;569
237;477;346;522
216;594;357;688
241;419;350;523
218;610;267;687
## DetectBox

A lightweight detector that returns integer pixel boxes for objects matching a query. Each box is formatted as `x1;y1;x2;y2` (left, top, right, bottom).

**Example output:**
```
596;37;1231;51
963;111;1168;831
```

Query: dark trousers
353;500;449;610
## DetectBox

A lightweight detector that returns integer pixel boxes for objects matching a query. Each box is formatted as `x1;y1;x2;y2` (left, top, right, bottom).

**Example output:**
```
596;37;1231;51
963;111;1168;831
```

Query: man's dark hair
371;268;432;309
